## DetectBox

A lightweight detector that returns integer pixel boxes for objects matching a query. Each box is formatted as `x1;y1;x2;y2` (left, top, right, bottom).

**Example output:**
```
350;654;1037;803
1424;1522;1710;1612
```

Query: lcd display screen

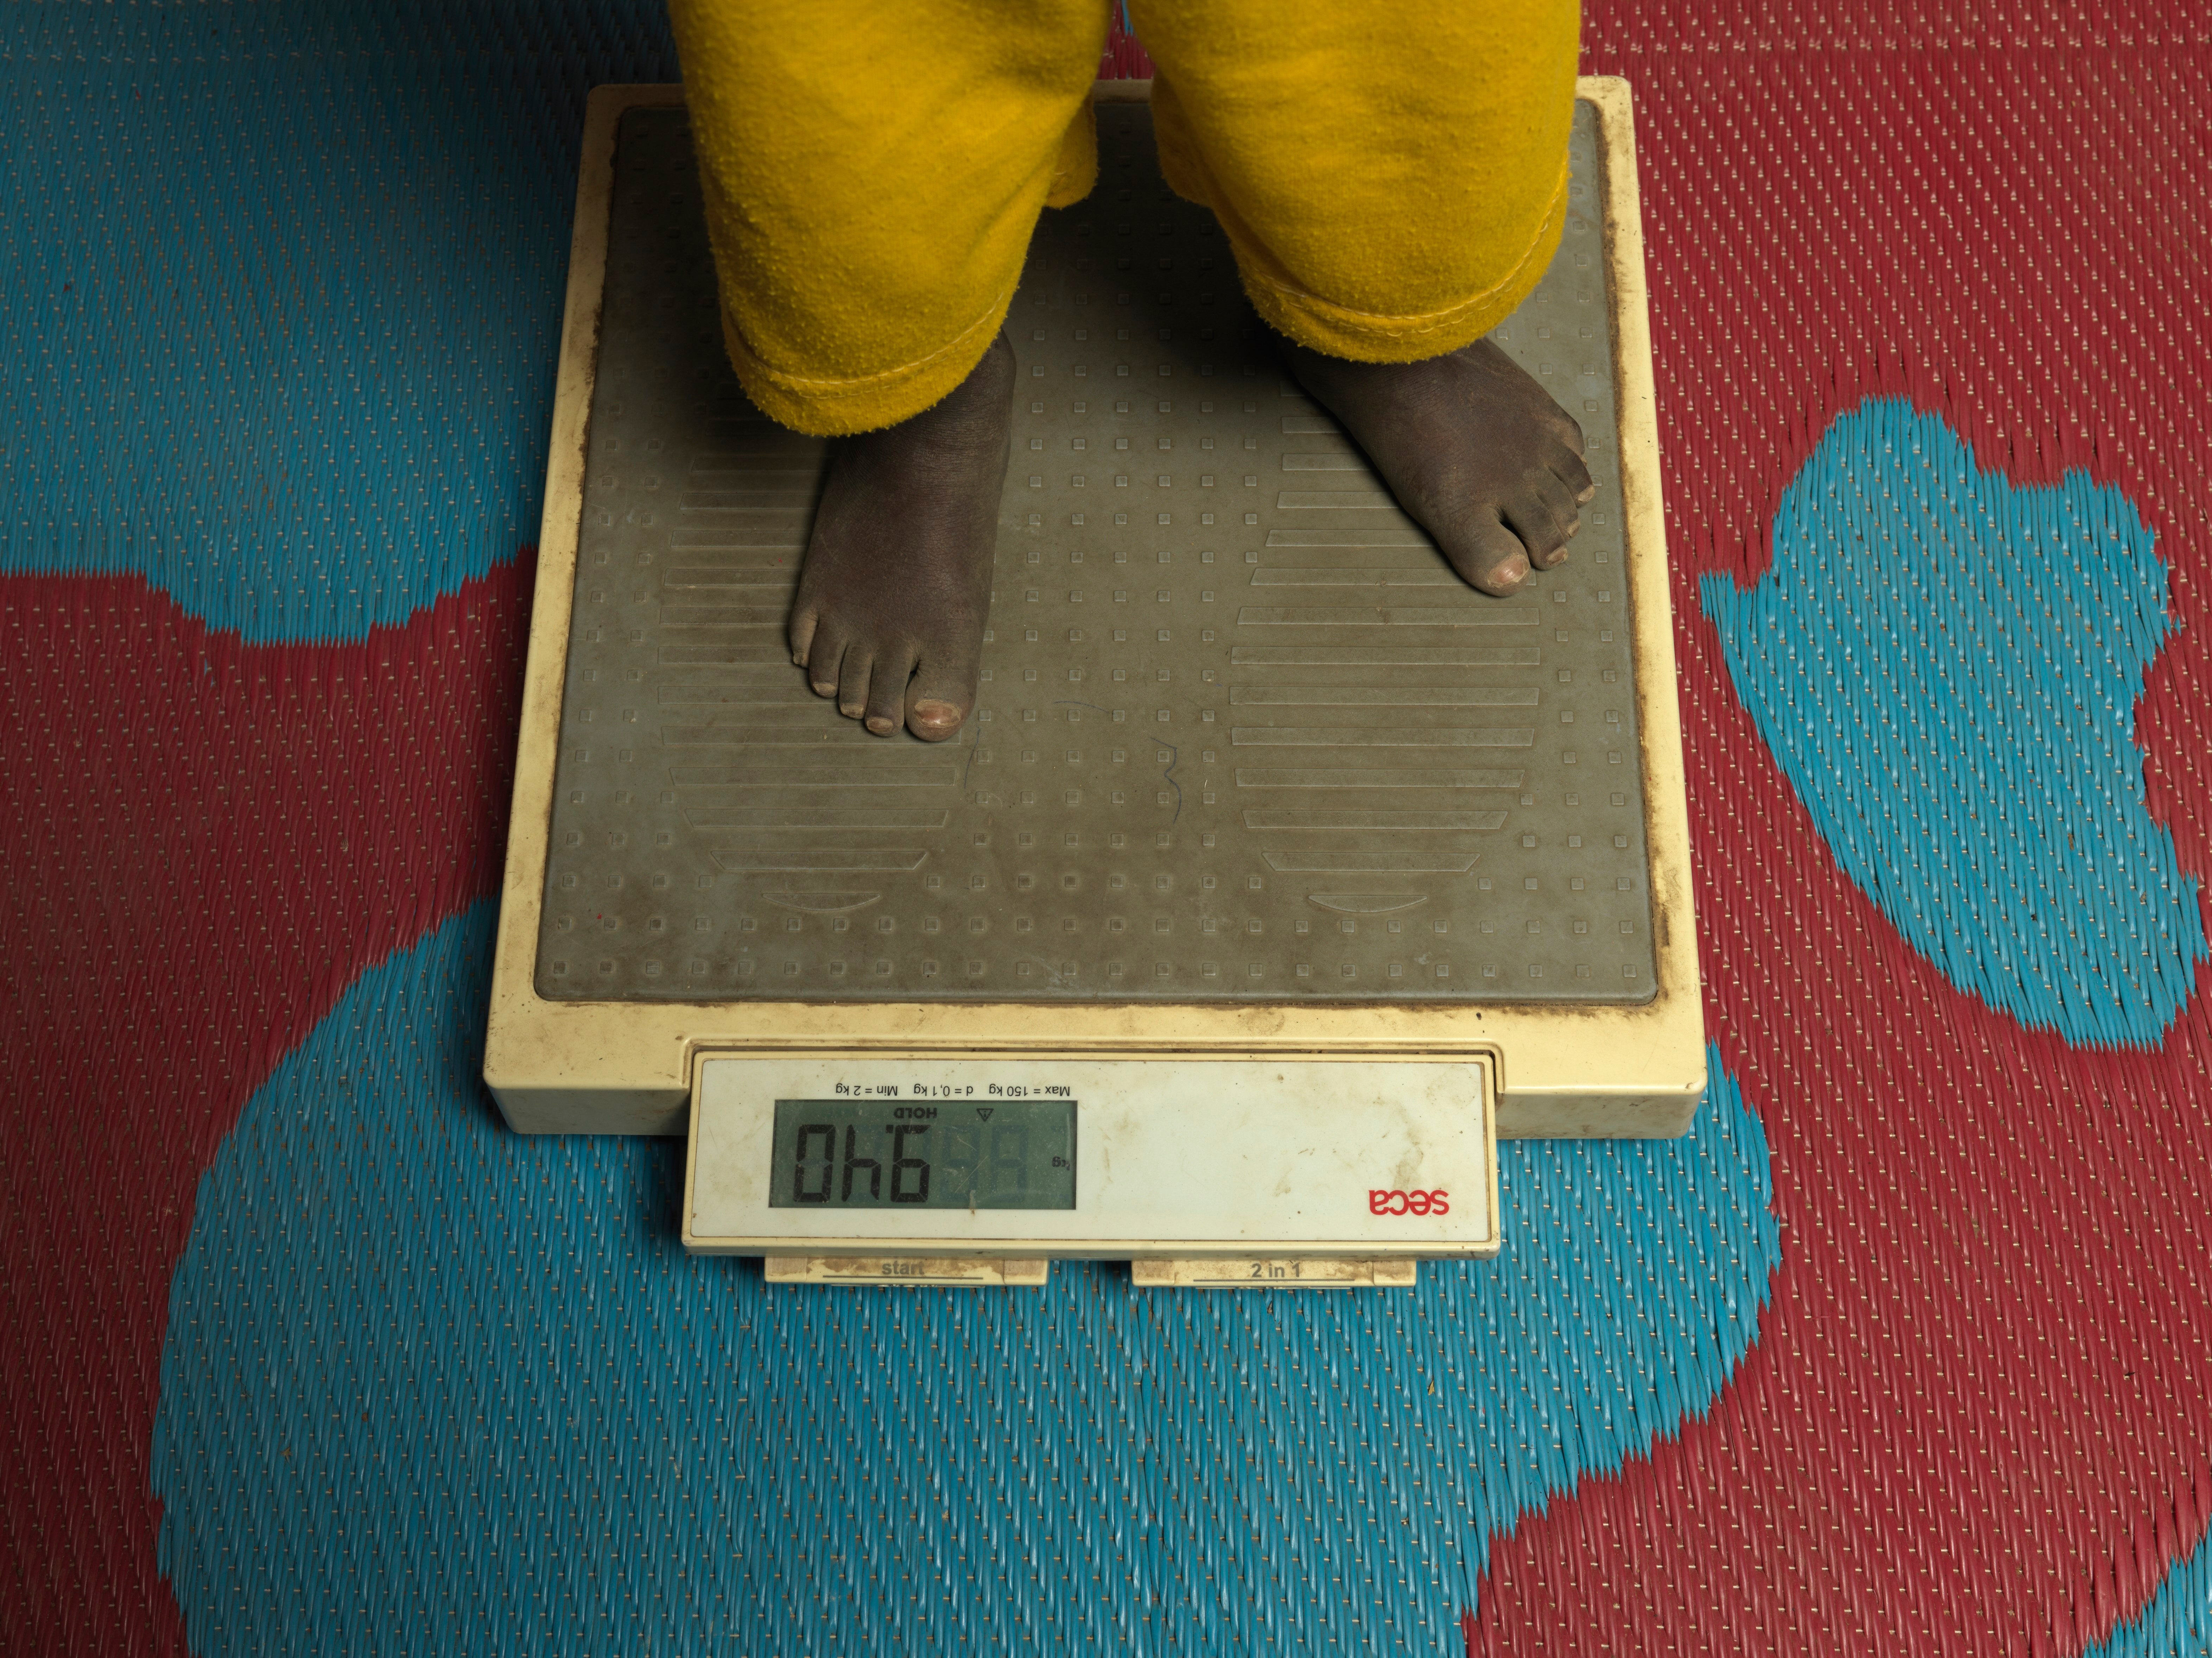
767;1099;1078;1210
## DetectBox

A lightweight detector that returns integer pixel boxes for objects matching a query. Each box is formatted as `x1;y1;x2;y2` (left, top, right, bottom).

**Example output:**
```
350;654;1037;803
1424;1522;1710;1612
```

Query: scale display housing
484;78;1702;1147
685;1057;1501;1264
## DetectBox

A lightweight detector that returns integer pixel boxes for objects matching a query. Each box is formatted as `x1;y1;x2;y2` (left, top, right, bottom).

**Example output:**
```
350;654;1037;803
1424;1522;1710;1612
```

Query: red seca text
1369;1189;1450;1216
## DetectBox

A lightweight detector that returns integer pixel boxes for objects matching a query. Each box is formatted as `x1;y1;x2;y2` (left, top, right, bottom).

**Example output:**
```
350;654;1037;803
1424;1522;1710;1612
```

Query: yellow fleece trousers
666;0;1580;436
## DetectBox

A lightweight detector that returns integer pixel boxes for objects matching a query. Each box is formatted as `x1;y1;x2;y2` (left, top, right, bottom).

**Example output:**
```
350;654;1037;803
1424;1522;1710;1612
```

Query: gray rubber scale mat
539;99;1655;1004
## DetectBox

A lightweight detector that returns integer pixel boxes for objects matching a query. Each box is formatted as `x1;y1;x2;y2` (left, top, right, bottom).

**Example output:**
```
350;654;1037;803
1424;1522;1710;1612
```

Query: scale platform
485;79;1700;1285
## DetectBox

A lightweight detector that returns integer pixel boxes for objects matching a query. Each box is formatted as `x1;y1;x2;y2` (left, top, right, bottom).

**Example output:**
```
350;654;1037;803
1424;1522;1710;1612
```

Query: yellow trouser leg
671;0;1578;430
667;0;1112;436
1130;0;1580;361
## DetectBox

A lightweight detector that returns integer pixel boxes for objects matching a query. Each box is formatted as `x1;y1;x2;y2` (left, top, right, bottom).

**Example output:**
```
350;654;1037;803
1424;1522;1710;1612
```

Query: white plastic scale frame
485;78;1701;1285
684;1056;1500;1286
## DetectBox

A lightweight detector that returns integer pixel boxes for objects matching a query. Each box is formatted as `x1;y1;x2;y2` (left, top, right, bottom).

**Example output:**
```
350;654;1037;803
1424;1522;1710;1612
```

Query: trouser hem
1237;162;1569;363
1152;80;1572;365
717;292;1013;438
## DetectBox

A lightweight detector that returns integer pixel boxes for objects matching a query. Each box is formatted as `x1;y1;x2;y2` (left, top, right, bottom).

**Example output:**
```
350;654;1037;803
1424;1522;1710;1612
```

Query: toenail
811;681;836;696
839;702;865;717
864;715;895;735
1496;554;1529;586
912;698;964;728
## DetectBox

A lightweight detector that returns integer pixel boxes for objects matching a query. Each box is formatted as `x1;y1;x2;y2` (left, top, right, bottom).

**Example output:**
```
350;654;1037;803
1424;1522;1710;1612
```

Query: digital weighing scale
484;79;1700;1287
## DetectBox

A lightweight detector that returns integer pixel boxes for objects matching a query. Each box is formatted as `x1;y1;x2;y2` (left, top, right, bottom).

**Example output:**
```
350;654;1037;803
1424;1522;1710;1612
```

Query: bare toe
908;700;966;742
1439;515;1533;596
836;646;876;721
1551;443;1596;505
905;649;978;741
789;606;820;667
804;625;848;697
862;645;916;736
1504;472;1581;569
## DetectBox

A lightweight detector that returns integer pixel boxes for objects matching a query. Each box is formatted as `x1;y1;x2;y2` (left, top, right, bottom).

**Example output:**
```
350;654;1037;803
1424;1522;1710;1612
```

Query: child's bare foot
788;333;1014;741
1284;337;1595;596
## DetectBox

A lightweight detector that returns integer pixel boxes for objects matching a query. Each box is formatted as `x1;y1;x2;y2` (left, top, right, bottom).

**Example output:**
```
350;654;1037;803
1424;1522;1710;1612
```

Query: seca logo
1369;1189;1450;1216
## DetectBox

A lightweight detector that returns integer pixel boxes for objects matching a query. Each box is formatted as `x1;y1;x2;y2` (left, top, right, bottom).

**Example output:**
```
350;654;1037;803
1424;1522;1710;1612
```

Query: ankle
869;332;1014;455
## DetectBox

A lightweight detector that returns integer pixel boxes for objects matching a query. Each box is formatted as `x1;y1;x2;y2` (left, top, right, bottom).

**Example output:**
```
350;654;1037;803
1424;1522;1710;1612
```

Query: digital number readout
768;1099;1078;1210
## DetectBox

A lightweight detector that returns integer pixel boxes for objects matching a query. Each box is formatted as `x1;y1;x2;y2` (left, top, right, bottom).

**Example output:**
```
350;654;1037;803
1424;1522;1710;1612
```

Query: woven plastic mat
5;4;2209;1652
